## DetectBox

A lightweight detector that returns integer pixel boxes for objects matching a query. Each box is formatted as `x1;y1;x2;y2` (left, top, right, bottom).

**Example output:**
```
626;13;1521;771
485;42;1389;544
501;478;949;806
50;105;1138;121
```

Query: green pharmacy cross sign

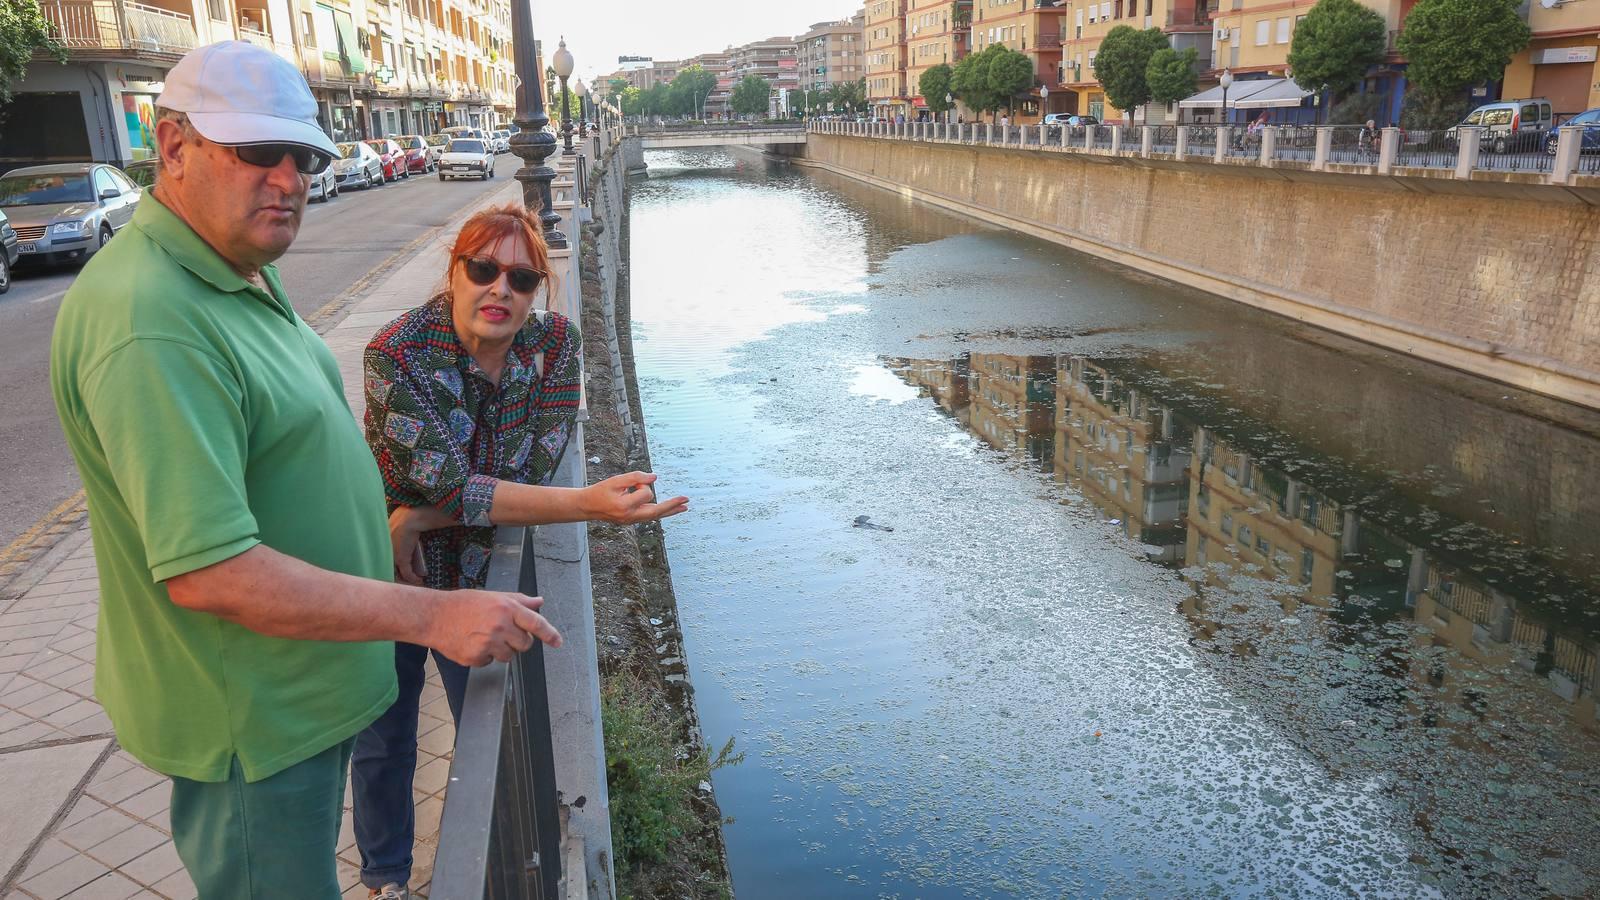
373;65;395;84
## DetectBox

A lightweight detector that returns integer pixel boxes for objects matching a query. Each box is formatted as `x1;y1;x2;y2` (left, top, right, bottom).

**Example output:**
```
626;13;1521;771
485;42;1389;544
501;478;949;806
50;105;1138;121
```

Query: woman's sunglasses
232;143;333;175
459;255;544;294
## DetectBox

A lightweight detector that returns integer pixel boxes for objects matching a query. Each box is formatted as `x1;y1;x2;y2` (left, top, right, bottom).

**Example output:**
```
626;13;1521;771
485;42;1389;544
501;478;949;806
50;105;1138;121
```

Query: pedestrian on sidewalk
350;202;689;899
50;41;561;900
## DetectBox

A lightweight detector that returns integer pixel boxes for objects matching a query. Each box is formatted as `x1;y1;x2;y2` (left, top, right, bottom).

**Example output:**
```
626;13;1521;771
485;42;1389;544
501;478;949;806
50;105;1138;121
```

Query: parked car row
0;130;499;287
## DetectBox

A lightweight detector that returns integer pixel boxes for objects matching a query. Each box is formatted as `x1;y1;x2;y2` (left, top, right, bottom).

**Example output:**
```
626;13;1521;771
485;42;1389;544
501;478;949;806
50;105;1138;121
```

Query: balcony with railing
39;0;198;57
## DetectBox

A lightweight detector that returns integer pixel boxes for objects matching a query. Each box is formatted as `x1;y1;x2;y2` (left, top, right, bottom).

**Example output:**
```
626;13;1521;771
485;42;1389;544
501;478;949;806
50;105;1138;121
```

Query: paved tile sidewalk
0;179;521;899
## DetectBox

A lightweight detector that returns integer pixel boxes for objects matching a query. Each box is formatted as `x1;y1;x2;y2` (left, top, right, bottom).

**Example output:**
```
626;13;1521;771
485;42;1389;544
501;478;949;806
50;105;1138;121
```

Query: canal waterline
628;149;1600;898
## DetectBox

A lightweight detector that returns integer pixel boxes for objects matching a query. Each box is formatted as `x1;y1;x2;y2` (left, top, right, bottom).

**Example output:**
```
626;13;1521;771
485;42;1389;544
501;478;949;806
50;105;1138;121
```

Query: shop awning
1178;78;1282;109
1233;78;1314;109
333;10;366;74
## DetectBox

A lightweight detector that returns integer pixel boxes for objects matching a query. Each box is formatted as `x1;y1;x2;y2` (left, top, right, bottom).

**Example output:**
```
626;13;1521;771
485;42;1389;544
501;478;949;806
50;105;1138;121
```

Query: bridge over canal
633;123;807;150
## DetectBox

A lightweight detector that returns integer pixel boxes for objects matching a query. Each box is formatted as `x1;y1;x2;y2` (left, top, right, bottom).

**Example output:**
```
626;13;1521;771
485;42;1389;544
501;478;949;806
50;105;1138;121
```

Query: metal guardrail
809;120;1600;185
1473;132;1554;174
1395;129;1459;170
1325;125;1379;167
1267;125;1319;164
1149;125;1178;154
1186;124;1218;157
40;0;198;54
432;526;563;900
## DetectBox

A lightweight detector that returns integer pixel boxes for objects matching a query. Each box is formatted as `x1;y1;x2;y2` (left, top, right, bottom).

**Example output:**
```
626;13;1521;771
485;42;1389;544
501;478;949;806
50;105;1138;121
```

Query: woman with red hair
351;203;687;899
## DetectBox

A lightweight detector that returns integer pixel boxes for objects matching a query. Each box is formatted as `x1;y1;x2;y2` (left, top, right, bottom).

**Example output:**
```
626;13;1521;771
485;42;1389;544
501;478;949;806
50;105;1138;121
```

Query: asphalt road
0;156;512;556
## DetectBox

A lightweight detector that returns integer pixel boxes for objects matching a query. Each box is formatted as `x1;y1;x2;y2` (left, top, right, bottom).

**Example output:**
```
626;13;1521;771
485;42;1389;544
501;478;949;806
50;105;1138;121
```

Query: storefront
1505;38;1600;118
369;97;404;138
0;61;171;170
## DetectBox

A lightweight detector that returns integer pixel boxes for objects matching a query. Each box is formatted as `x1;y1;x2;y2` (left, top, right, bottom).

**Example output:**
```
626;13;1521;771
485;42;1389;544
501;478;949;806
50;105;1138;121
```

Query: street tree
919;63;955;114
668;65;718;118
952;45;1032;118
951;45;996;115
1397;0;1531;101
1287;0;1387;106
987;45;1035;117
1093;26;1170;116
1;0;64;105
1146;47;1199;114
618;86;643;118
730;75;773;117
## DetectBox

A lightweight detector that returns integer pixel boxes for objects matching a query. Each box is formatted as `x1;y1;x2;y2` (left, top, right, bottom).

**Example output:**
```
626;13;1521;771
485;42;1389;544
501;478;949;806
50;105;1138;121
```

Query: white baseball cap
156;41;338;158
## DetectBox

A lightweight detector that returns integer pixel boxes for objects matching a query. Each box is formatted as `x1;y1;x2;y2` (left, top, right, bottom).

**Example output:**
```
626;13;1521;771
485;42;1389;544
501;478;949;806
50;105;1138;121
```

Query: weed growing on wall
603;667;742;892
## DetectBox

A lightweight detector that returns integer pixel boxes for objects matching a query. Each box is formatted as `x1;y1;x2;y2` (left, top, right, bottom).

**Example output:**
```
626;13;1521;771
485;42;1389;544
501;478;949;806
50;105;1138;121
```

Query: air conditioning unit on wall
1215;26;1230;41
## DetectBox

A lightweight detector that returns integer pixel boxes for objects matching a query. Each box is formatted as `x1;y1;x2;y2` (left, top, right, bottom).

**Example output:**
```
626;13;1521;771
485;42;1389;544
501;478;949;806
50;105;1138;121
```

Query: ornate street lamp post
509;0;564;248
552;38;575;156
574;77;589;137
1219;68;1233;128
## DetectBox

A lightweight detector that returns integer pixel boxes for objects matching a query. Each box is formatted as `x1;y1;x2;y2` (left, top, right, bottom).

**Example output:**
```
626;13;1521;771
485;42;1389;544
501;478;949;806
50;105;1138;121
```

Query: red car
364;139;408;181
396;135;435;174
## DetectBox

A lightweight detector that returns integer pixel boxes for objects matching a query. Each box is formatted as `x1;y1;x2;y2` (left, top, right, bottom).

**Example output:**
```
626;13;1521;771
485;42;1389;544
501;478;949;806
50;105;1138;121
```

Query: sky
529;0;861;85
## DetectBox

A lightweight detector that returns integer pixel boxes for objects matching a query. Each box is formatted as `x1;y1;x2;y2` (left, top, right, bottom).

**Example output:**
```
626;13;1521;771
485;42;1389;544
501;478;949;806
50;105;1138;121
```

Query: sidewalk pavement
0;179;522;900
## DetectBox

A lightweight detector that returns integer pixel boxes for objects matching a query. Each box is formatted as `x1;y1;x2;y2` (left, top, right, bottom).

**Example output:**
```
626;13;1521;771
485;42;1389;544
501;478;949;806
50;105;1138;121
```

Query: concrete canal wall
795;133;1600;411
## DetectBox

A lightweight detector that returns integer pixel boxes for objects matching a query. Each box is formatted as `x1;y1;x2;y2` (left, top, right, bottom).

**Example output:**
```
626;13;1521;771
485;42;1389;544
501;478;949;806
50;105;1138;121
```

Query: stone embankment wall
797;134;1600;410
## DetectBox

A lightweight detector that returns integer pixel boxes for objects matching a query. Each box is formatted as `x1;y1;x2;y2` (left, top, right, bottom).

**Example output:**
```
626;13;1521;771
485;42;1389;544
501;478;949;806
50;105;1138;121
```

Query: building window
1276;16;1291;44
1255;19;1269;46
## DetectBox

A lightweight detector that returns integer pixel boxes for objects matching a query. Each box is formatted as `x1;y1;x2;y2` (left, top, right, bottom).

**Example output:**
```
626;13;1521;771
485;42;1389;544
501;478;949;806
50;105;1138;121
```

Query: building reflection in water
890;350;1599;893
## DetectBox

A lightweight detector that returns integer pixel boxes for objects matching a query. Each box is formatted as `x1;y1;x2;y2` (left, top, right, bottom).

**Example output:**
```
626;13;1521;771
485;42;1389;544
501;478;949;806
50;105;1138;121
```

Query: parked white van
1447;98;1553;153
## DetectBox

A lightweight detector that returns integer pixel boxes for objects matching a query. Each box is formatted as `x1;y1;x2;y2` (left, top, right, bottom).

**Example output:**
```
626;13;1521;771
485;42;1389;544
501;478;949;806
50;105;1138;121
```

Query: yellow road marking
0;488;87;570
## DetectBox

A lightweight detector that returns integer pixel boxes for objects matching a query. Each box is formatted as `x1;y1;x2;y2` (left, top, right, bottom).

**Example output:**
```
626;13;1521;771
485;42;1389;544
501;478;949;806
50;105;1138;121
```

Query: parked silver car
308;163;339;202
0;163;141;267
0;209;19;294
332;141;386;189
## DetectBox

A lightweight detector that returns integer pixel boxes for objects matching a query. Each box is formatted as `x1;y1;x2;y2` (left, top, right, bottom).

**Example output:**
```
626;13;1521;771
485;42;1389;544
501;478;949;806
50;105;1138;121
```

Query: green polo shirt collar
133;194;294;322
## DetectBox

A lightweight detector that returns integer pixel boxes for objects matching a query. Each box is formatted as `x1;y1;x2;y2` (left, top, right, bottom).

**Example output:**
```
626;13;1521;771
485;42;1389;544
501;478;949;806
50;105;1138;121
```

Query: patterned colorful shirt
364;294;582;590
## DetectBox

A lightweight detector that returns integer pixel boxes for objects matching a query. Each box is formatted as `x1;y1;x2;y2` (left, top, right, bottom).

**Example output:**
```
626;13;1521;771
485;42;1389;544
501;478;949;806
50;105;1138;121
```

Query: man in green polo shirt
50;41;562;899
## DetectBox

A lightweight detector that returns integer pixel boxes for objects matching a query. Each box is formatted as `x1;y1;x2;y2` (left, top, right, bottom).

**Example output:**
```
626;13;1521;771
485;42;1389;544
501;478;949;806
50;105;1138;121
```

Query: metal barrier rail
1394;129;1459;170
1186;125;1218;157
1268;125;1319;164
432;526;563;900
1473;131;1554;173
1149;125;1178;154
819;121;1600;184
1325;125;1379;167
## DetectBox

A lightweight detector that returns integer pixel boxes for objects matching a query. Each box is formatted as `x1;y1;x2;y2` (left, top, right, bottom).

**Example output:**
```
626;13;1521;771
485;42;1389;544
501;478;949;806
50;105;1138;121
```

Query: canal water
626;148;1600;898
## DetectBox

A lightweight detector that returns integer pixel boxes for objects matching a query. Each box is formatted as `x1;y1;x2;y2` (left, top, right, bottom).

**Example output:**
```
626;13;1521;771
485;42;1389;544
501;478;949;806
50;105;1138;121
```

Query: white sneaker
369;885;410;900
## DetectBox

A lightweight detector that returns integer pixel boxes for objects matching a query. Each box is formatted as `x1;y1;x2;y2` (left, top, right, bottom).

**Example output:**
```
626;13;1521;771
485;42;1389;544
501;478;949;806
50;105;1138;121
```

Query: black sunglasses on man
230;143;334;176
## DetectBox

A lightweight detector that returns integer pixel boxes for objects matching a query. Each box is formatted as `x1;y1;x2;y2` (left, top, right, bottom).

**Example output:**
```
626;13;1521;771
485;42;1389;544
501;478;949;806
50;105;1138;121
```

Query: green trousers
169;739;355;899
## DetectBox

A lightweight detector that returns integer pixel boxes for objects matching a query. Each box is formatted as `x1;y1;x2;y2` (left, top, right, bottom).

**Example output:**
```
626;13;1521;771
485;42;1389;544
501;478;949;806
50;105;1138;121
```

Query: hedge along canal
626;147;1600;899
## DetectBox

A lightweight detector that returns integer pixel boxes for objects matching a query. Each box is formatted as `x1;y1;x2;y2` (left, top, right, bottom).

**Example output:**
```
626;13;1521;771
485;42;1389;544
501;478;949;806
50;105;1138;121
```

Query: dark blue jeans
351;642;470;889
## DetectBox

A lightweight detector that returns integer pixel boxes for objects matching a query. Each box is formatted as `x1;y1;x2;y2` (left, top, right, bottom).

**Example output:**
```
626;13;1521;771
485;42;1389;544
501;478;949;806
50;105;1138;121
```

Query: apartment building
1503;0;1600;116
729;35;800;114
866;0;908;117
631;59;681;91
6;0;516;169
969;0;1070;120
1055;1;1213;122
682;50;733;118
797;12;866;94
904;0;970;116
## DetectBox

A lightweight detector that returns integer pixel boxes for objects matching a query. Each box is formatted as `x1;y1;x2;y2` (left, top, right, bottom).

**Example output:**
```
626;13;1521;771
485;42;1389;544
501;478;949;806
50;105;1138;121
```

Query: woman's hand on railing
582;471;690;525
390;504;457;585
427;590;563;666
